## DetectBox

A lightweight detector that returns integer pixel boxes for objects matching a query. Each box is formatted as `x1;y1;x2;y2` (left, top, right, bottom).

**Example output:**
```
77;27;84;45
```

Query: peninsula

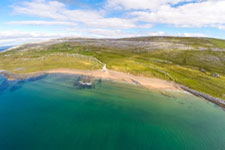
0;36;225;102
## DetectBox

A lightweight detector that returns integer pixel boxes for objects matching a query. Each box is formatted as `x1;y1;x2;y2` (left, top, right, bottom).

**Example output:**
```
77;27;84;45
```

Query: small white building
103;64;107;72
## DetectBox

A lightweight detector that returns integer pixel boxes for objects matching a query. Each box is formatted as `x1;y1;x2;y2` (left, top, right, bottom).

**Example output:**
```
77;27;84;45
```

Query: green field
0;37;225;100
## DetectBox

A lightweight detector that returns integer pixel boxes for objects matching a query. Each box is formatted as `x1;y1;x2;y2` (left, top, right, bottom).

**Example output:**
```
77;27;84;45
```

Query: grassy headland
0;36;225;100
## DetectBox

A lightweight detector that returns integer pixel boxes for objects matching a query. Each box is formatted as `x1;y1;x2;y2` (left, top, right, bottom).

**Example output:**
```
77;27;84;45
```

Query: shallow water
0;74;225;150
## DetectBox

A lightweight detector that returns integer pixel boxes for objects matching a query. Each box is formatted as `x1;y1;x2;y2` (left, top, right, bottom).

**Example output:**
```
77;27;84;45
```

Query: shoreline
1;69;225;109
47;69;180;90
179;85;225;109
0;69;179;90
0;45;16;53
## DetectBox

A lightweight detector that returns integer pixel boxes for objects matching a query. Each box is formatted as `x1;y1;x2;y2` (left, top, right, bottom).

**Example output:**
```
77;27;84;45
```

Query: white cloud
218;25;225;30
12;0;140;29
0;30;63;40
106;0;195;10
9;0;225;31
7;21;77;26
13;0;67;20
0;30;75;46
181;33;208;37
108;0;225;28
2;0;223;47
84;29;165;38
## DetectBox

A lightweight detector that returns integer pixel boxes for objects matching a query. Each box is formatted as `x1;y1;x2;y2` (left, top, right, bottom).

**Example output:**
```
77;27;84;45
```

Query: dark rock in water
0;73;48;93
131;79;141;85
97;79;102;84
9;80;26;92
9;84;22;92
73;76;95;89
0;79;10;93
0;76;29;93
160;91;175;98
10;74;48;92
0;79;21;93
27;74;48;82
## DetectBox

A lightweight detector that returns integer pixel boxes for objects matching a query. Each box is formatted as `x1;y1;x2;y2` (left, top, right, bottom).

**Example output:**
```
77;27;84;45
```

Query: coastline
47;69;179;90
179;85;225;108
1;69;225;109
0;45;15;53
0;69;179;90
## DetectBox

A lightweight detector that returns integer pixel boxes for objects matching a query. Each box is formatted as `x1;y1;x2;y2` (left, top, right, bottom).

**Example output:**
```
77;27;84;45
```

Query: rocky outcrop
0;71;48;93
0;70;46;80
212;73;220;78
73;75;95;89
179;85;225;108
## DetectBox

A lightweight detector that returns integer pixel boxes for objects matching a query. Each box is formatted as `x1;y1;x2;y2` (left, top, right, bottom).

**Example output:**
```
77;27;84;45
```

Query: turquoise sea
0;74;225;150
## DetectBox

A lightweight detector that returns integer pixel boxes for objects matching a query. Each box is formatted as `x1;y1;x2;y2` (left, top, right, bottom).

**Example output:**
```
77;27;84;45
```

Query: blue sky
1;0;225;46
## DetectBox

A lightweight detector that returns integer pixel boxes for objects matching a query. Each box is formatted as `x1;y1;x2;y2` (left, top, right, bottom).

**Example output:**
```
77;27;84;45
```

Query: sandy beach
46;69;179;90
0;68;180;90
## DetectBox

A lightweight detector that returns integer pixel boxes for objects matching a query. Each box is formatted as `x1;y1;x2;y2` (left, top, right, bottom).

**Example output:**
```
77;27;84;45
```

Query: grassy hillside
0;37;225;100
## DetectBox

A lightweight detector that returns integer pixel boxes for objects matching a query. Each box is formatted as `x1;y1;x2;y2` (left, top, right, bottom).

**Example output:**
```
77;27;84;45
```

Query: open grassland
0;49;103;74
0;37;225;100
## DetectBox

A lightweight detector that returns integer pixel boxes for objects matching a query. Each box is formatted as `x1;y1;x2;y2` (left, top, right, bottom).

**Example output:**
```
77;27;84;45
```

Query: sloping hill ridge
0;36;225;100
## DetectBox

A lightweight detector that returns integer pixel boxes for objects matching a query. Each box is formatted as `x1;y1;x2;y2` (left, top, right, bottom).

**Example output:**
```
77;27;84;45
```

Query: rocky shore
179;85;225;109
0;70;46;80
